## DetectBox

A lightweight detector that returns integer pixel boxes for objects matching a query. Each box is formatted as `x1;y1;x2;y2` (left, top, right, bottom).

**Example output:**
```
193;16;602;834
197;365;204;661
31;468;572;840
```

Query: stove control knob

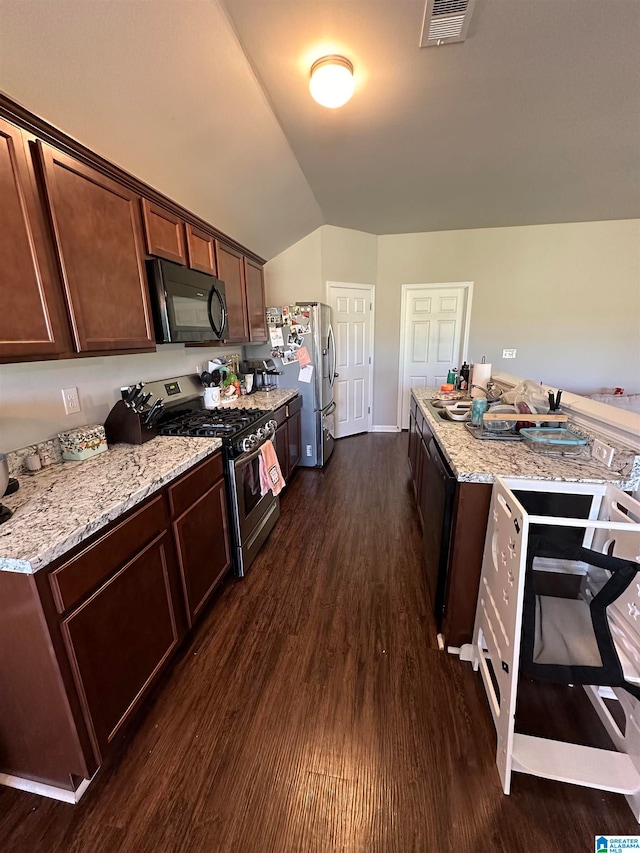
256;427;266;441
247;433;259;450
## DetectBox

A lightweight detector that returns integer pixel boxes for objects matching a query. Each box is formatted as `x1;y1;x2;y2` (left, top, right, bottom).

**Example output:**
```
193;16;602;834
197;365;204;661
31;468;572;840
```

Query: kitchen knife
122;385;139;407
147;403;165;428
136;392;152;412
144;399;163;426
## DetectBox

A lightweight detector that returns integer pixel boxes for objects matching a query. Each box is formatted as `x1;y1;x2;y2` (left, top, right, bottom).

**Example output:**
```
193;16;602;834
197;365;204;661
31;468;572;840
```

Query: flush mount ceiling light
309;55;354;108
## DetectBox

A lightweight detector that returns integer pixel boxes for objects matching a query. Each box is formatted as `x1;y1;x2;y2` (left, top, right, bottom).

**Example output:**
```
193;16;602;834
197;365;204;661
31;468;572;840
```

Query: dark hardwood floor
1;433;637;851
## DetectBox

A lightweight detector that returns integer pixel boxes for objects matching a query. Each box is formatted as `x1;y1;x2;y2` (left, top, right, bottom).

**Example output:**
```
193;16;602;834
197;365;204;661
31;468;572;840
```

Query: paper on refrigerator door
296;346;311;366
269;326;284;347
298;364;314;383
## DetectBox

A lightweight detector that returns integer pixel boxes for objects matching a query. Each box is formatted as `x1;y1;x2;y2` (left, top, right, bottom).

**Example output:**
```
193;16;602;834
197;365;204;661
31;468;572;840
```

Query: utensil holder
104;400;157;446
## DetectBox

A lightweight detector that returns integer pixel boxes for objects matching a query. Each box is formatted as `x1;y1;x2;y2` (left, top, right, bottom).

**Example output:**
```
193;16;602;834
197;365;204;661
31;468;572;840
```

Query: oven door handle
236;441;270;467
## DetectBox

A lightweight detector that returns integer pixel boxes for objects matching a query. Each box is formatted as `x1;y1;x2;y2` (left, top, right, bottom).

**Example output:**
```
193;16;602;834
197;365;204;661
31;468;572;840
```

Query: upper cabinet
244;257;268;343
37;142;155;353
186;224;216;276
0;119;67;358
216;241;248;343
141;199;187;266
0;95;267;363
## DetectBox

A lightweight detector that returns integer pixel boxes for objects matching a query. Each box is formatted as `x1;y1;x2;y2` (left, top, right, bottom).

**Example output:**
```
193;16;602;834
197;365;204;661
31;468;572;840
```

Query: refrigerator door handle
328;324;337;388
324;400;337;416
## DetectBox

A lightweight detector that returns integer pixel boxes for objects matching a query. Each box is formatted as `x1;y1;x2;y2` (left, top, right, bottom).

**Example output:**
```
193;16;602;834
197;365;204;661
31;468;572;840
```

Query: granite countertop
0;436;222;574
412;387;639;489
219;388;299;411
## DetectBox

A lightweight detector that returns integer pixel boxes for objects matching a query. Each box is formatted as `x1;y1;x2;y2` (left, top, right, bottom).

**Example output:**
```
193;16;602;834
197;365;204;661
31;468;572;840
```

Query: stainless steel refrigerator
245;302;336;467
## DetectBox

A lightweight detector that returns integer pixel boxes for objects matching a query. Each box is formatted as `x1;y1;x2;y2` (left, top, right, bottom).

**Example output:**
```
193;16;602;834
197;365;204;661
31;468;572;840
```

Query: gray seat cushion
534;595;602;668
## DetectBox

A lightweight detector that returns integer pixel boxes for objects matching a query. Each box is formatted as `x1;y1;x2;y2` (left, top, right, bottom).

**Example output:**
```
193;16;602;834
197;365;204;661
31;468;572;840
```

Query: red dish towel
259;439;285;497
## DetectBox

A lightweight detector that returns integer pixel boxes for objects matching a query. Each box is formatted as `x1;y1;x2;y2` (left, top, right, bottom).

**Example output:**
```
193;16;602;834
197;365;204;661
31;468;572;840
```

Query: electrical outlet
62;387;81;415
592;438;615;467
306;445;313;457
502;348;517;359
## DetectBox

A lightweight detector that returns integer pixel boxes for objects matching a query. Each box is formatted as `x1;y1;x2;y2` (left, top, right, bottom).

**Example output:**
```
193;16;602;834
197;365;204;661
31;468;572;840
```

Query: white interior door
328;284;373;439
399;286;466;429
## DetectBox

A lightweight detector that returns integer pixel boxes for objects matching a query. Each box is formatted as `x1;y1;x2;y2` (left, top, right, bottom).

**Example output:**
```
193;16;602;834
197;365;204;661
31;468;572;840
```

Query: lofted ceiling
222;0;640;237
0;0;638;260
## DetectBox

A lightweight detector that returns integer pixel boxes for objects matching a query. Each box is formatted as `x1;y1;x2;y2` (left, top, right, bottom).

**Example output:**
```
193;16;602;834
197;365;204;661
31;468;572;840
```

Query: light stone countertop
0;390;301;575
0;436;222;574
218;388;299;411
412;387;639;489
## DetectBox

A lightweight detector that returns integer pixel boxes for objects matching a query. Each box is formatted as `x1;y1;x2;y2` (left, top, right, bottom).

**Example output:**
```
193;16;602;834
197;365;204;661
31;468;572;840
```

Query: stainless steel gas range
140;375;280;577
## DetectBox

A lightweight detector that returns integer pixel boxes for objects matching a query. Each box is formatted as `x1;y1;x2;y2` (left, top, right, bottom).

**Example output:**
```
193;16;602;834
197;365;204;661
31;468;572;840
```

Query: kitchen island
409;387;640;651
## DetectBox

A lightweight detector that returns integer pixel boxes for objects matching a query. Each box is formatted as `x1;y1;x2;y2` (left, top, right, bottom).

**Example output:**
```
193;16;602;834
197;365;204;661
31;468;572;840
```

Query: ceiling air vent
420;0;478;47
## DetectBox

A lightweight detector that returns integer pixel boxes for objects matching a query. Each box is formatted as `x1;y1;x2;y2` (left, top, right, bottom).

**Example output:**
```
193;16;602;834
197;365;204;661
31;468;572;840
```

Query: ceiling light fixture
309;55;354;109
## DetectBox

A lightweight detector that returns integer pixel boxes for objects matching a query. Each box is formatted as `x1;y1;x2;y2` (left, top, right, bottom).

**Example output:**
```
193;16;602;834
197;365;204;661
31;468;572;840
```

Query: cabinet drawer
49;495;166;614
167;452;224;518
273;404;287;427
286;395;302;417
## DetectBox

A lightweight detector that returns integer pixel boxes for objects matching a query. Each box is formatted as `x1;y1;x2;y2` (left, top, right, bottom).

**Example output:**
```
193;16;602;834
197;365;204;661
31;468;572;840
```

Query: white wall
265;220;640;428
376;220;640;425
0;346;239;452
263;227;323;305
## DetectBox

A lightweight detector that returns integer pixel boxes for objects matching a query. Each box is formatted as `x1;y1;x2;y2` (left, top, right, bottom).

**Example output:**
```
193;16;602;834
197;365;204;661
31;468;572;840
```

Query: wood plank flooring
1;433;638;851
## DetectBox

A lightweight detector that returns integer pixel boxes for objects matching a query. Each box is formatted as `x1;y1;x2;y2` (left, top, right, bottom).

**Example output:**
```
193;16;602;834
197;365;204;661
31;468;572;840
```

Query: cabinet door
141;198;187;265
287;408;302;474
37;141;154;352
216;241;248;343
62;533;179;759
275;422;289;481
186;224;216;276
172;479;231;627
244;258;268;343
408;410;419;486
0;119;66;358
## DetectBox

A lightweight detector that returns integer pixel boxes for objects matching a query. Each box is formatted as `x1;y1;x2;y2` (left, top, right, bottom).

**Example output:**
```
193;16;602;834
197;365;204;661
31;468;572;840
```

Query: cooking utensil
200;371;213;388
211;369;222;387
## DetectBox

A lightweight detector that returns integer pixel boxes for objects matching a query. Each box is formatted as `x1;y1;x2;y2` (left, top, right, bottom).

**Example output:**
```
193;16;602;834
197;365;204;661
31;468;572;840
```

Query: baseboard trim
371;425;401;433
0;771;95;803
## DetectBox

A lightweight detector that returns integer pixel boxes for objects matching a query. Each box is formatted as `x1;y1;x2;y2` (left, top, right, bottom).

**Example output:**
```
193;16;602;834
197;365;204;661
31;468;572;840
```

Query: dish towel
259;439;285;497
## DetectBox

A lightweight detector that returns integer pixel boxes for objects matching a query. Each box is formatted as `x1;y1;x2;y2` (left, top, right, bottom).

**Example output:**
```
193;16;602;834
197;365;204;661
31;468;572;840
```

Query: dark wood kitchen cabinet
0;451;231;794
244;257;268;342
408;392;491;648
37;141;155;353
141;198;188;266
216;241;248;343
168;453;231;627
61;531;179;759
273;395;302;483
0;118;67;358
186;223;217;276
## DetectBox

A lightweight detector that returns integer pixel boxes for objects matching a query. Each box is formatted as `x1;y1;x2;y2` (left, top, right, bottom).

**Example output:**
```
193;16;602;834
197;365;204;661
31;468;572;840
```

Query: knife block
104;400;157;446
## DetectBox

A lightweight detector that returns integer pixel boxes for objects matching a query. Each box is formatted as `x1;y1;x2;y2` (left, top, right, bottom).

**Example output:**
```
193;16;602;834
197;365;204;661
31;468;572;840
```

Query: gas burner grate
158;406;269;440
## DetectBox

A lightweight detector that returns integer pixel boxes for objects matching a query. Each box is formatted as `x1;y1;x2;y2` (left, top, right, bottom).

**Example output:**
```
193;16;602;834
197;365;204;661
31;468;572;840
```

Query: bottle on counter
459;361;470;391
447;368;457;385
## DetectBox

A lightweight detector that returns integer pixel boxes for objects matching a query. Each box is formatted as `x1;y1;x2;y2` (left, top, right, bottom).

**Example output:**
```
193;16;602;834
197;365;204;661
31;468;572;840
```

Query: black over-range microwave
146;258;228;344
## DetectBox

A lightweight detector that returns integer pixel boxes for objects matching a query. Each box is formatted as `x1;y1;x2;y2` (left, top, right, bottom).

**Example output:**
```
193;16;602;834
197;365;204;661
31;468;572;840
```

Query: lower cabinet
0;450;230;793
171;478;231;627
62;532;179;759
408;393;491;647
273;395;302;484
